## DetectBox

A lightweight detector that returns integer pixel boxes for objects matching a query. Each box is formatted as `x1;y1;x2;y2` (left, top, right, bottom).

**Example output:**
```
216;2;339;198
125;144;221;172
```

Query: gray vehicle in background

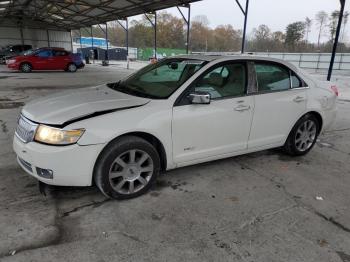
0;44;32;64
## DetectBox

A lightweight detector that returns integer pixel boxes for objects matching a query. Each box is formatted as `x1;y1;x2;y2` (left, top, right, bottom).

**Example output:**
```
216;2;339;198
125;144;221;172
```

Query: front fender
68;102;175;168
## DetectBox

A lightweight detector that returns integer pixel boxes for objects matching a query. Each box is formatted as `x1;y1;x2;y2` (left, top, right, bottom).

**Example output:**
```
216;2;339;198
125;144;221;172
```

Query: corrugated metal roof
0;0;201;30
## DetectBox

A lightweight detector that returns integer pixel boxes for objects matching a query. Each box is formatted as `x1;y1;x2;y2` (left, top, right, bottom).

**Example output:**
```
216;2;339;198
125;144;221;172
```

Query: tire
283;114;320;156
67;63;77;72
20;63;32;73
94;136;161;199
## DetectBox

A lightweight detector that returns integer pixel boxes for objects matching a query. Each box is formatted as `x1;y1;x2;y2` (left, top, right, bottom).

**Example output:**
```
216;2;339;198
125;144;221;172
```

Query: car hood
22;85;150;126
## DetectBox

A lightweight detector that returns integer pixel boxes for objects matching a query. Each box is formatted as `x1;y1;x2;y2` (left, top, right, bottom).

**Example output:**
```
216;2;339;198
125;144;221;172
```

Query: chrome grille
15;115;38;143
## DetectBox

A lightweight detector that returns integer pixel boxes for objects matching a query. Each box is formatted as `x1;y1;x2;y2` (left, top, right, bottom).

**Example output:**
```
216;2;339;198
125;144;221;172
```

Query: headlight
7;59;16;64
34;125;85;145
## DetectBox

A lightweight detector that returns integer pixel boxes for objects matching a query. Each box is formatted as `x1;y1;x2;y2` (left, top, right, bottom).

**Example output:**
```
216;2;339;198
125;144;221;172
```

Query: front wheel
94;136;160;199
283;114;320;156
20;63;32;73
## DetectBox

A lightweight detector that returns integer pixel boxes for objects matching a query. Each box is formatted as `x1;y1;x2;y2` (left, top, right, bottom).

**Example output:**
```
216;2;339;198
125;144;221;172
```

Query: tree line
252;10;350;52
73;10;350;53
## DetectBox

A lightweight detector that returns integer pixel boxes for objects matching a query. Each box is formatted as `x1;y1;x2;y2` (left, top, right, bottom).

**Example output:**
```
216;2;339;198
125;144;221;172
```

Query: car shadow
43;148;296;200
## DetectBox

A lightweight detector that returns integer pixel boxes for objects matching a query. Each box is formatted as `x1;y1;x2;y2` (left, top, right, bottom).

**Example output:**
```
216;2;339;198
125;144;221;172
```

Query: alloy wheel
108;149;154;195
21;64;31;72
295;120;317;152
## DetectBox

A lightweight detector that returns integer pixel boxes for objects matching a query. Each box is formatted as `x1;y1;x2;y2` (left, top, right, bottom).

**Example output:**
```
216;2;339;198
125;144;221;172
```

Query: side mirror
169;62;178;70
189;92;211;105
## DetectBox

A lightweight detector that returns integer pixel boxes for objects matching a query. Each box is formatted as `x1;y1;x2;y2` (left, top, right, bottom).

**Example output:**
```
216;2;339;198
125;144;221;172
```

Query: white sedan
13;55;338;199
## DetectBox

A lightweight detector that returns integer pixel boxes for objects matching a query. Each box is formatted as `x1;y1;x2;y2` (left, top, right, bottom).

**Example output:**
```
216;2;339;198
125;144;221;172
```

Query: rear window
53;50;69;56
291;72;307;88
255;63;290;92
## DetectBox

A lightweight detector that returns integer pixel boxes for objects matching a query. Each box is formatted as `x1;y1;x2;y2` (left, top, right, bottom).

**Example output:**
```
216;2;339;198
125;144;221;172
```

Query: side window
53;50;68;56
37;50;52;58
255;63;290;92
203;66;229;79
291;71;306;88
192;63;246;99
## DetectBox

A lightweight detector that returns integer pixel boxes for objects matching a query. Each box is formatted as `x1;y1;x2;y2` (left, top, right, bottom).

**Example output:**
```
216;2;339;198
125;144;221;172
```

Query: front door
33;49;54;70
172;62;254;164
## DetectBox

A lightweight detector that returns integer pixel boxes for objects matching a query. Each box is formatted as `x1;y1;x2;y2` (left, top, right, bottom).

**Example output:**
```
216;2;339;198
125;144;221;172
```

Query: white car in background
13;55;338;199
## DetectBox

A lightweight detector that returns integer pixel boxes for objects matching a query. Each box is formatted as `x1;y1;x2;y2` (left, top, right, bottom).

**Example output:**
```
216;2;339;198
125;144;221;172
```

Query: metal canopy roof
0;0;201;30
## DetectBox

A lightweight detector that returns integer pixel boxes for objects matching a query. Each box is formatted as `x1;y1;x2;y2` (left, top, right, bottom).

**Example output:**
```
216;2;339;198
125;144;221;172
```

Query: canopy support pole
116;19;129;62
145;12;157;59
177;4;191;54
91;26;94;64
328;0;346;81
235;0;249;53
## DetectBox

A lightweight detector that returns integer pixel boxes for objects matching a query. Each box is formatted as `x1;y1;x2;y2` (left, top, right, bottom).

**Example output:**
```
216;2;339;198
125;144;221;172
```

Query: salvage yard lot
0;63;350;262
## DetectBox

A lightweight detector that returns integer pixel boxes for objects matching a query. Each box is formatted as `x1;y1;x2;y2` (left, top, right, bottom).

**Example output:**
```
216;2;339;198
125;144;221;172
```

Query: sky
129;0;348;43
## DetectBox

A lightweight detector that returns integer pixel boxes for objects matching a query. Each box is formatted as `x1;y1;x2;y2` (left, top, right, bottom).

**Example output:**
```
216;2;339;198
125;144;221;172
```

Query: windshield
108;58;207;99
23;50;35;56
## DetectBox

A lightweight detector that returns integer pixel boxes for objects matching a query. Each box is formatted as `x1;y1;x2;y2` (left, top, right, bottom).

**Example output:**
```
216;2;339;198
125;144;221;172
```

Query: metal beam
116;19;129;58
70;30;73;52
235;0;245;15
145;12;157;59
91;26;94;63
177;4;191;54
105;23;109;61
241;0;249;53
327;0;346;81
126;18;129;58
79;28;82;51
20;28;24;45
154;12;157;59
46;29;50;47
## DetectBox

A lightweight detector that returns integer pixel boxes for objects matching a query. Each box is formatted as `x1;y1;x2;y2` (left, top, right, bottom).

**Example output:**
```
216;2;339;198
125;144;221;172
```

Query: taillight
331;85;339;96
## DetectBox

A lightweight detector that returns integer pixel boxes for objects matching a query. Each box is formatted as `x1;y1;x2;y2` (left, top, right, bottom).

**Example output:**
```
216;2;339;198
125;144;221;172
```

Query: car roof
33;47;68;52
174;54;299;72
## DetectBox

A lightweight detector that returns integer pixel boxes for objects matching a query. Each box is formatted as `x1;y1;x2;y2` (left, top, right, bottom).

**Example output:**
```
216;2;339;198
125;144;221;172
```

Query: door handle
293;96;306;103
234;105;251;112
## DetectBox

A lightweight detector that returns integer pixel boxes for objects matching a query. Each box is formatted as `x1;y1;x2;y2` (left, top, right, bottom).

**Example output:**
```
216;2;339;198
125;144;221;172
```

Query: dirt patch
0;76;14;79
337;251;350;262
16;77;43;80
15;85;86;91
0;102;25;109
0;120;8;133
0;98;11;102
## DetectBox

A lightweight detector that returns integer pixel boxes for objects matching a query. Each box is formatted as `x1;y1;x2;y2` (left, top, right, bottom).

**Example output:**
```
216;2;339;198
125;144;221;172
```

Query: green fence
137;47;186;61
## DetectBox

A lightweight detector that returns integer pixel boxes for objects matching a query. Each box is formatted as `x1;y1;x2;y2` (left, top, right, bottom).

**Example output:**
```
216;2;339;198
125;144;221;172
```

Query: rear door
172;61;255;164
52;50;70;70
248;61;307;148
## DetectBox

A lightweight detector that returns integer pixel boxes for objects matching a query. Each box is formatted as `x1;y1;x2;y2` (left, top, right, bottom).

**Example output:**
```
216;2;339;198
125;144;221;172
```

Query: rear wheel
94;136;160;199
283;114;320;156
67;63;77;72
20;63;32;73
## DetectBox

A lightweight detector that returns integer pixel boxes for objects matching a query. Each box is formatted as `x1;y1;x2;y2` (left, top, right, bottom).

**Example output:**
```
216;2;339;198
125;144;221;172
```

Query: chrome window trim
292;86;310;90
